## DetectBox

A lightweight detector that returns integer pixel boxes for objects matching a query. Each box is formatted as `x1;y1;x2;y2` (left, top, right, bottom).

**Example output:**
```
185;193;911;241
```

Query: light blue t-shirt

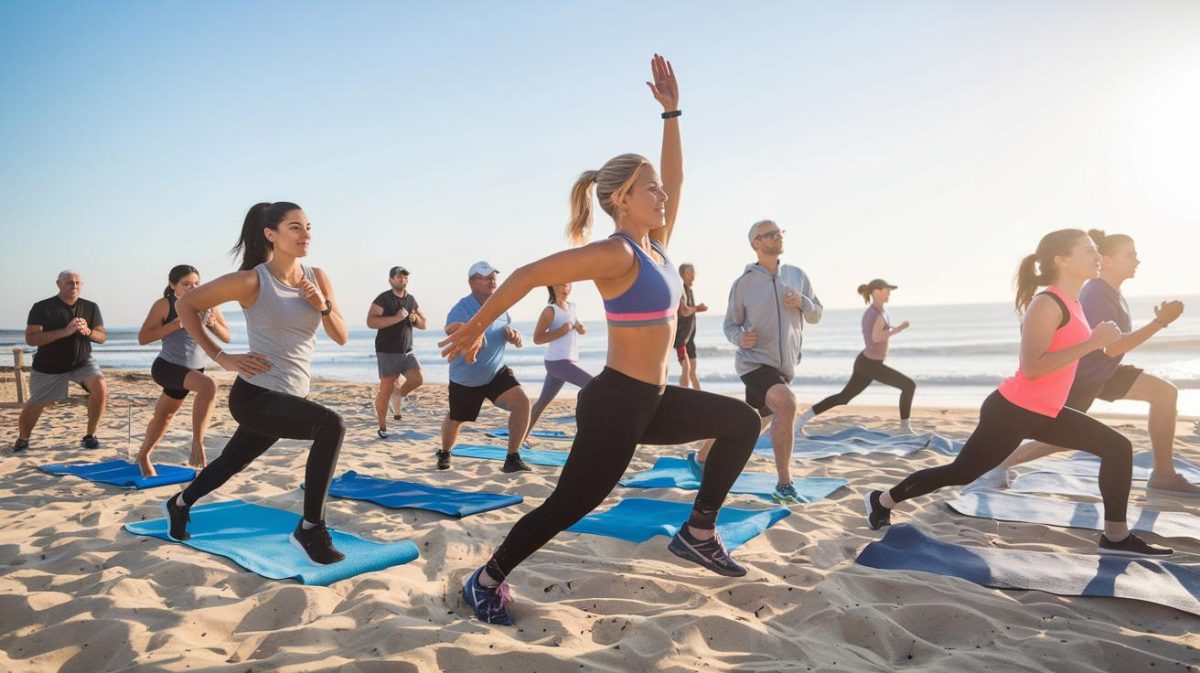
447;294;512;387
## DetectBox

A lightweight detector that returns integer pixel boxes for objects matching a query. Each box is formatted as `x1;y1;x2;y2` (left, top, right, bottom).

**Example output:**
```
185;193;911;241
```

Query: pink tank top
997;285;1092;417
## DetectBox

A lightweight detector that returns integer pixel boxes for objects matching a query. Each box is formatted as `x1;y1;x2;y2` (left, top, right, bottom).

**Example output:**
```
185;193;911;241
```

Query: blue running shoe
667;525;747;577
686;452;705;479
462;566;514;626
770;482;801;504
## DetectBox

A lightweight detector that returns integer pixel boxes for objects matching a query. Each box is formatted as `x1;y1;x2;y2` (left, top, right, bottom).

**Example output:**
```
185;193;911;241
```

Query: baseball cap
389;266;409;277
468;261;500;278
865;279;898;292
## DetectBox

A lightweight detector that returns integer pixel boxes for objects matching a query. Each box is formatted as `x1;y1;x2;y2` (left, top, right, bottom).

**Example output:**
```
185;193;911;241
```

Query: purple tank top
861;305;889;361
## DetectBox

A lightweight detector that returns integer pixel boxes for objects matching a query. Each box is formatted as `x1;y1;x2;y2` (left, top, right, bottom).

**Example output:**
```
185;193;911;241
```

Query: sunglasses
755;229;785;241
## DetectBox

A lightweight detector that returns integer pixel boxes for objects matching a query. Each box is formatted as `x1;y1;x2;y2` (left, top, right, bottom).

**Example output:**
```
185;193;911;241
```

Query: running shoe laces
667;526;747;577
291;521;346;565
463;567;514;626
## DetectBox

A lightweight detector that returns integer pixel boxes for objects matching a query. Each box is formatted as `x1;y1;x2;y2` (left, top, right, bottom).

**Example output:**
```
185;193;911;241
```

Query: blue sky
2;2;1198;327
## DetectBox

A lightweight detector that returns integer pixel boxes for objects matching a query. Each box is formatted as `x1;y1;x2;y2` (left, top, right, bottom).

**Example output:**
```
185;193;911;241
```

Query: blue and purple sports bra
603;233;682;328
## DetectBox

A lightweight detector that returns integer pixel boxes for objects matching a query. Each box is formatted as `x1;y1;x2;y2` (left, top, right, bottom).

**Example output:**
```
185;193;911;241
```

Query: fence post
12;348;25;405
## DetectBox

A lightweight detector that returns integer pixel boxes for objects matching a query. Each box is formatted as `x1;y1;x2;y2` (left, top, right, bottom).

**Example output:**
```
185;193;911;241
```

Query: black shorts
740;365;790;417
448;366;521;422
1064;364;1144;412
152;357;204;400
675;340;696;361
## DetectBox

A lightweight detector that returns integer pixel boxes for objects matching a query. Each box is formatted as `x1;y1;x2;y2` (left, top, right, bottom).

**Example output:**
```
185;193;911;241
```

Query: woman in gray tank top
134;264;231;477
161;202;351;567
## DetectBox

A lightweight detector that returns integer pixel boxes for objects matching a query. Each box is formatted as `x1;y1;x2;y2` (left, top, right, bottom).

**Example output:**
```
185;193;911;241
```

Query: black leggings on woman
812;353;915;419
181;377;345;523
485;367;762;580
889;390;1132;522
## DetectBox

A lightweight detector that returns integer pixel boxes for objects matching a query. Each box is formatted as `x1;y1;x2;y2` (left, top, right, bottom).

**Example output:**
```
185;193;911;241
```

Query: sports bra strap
1034;290;1069;330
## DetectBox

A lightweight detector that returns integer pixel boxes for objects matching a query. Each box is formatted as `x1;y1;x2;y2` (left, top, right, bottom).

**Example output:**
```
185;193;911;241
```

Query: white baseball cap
468;261;500;278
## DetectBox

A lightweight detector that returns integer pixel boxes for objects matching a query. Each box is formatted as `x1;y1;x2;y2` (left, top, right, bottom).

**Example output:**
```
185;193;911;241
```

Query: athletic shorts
151;357;204;400
377;351;420;379
740;365;790;418
1064;364;1144;412
448;366;521;422
675;340;696;361
27;359;103;406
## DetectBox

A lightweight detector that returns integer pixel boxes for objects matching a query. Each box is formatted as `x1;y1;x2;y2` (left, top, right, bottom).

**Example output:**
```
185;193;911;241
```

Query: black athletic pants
812;353;916;420
889;390;1132;522
182;377;345;523
486;367;761;579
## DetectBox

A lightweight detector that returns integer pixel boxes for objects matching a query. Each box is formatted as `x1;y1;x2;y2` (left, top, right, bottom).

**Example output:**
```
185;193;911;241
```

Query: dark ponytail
230;201;301;271
1014;228;1087;314
546;286;557;303
164;264;200;299
1087;228;1134;257
857;284;871;304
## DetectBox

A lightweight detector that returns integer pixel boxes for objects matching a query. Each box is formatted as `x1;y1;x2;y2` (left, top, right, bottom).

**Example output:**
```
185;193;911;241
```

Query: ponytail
567;171;599;245
1014;228;1087;314
1088;228;1134;257
546;285;557;303
231;201;301;271
857;284;871;304
164;264;200;299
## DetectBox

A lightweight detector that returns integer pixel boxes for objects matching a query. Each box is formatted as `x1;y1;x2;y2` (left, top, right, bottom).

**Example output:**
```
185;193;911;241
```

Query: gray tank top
242;263;321;396
159;302;211;370
861;304;890;361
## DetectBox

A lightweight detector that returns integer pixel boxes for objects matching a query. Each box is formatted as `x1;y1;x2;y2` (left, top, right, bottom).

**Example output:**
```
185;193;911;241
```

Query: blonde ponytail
565;153;650;245
566;170;599;245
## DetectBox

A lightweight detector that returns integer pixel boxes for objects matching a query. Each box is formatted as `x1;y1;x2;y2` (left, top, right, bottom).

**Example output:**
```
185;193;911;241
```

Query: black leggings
812;353;915;420
889;390;1132;522
181;377;345;523
486;367;762;579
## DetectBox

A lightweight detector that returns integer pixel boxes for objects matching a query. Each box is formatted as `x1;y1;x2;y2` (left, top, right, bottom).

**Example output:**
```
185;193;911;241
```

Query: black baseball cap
389;266;409;277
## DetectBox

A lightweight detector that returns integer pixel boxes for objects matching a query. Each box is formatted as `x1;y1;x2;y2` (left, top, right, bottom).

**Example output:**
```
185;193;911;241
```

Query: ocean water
3;294;1198;418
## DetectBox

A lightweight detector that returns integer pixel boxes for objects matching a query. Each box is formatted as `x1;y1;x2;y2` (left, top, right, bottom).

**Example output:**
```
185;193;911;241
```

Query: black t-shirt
373;291;419;353
675;285;696;342
27;296;104;374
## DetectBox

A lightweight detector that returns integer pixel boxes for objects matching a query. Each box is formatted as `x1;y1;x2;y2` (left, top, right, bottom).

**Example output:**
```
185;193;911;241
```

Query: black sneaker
13;438;30;453
436;449;452;470
81;434;100;449
290;520;346;566
162;494;191;542
1098;533;1174;558
667;525;747;577
377;428;389;440
393;414;402;421
502;453;532;473
864;490;892;530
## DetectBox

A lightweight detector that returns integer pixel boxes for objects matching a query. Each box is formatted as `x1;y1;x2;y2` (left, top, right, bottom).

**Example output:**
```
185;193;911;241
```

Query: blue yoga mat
486;428;574;441
856;524;1200;618
382;430;435;441
619;456;847;502
124;500;419;586
326;470;523;517
948;491;1200;541
453;444;571;467
1027;451;1200;483
755;427;961;459
40;459;195;489
567;498;790;550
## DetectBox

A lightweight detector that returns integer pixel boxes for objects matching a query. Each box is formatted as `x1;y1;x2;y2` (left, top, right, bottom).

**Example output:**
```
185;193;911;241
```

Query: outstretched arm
647;54;682;248
440;240;632;362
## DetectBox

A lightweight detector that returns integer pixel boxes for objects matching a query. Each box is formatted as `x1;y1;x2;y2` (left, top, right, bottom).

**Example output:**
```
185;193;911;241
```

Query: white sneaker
961;465;1012;494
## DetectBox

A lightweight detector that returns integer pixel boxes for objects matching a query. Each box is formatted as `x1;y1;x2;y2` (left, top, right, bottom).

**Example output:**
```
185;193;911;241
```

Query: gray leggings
533;360;594;408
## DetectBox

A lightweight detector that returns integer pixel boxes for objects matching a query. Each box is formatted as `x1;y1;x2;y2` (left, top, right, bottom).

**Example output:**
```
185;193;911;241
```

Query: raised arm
440;240;633;362
647;54;682;248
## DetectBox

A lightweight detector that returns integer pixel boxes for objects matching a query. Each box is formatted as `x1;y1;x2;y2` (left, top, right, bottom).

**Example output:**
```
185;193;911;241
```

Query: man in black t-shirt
15;270;109;452
367;266;427;437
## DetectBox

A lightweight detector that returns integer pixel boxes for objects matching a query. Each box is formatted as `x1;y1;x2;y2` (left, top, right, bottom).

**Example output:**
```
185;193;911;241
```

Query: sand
2;369;1199;672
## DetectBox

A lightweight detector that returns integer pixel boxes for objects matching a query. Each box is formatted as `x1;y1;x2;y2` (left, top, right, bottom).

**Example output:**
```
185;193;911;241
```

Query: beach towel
326;471;522;517
40;459;195;490
566;497;790;550
755;427;961;460
453;444;571;467
124;500;419;586
486;428;574;441
619;456;847;502
856;524;1200;617
948;491;1200;541
1025;451;1200;483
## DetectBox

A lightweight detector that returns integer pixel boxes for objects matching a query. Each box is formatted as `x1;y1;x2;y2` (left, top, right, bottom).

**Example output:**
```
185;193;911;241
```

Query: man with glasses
14;270;108;452
368;265;427;438
438;261;531;473
691;220;823;504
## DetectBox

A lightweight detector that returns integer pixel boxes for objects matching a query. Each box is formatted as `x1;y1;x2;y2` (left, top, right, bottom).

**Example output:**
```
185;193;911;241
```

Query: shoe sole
863;491;889;531
289;533;344;567
161;499;189;542
667;536;747;577
1098;547;1174;558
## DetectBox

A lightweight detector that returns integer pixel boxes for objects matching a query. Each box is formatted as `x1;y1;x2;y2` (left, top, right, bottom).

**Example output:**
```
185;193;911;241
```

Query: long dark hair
231;202;301;271
164;264;199;299
1015;228;1087;314
546;286;557;303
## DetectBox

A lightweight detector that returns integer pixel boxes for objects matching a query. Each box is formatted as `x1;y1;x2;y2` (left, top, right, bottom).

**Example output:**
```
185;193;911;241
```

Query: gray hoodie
723;262;822;381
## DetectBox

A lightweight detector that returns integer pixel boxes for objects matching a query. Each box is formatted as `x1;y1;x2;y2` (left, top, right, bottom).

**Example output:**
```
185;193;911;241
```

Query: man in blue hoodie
692;220;822;504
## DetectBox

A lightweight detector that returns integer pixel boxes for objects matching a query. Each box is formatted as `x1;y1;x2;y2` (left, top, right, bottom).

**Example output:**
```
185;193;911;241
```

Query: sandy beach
2;369;1198;672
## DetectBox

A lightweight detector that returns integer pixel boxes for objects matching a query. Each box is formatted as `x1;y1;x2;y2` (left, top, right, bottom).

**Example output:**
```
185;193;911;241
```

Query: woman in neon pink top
863;229;1172;557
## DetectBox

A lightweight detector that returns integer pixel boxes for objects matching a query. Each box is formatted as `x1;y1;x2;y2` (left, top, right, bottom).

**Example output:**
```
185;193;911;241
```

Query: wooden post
12;348;25;405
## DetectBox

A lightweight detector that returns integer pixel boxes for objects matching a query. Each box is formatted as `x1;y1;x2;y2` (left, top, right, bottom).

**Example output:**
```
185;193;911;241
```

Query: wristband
661;110;682;119
320;300;333;317
213;350;225;361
